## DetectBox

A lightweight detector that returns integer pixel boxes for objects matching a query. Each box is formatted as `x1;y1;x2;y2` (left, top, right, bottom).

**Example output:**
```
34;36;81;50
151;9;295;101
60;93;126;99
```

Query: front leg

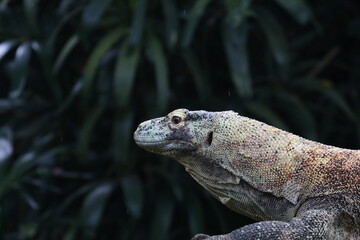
192;209;334;240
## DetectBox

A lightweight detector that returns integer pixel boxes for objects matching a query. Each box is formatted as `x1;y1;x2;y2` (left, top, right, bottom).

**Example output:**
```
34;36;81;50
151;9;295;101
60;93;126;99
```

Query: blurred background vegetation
0;0;360;239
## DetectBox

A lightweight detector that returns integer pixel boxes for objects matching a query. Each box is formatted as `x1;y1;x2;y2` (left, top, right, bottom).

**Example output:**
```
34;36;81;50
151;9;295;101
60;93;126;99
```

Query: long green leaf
81;183;113;239
58;0;74;14
16;186;39;210
223;23;252;97
64;224;78;240
36;147;65;165
293;79;357;121
181;0;211;47
222;0;253;97
147;33;169;112
112;110;133;164
274;0;312;25
128;0;147;46
81;29;125;108
150;195;174;240
161;0;178;48
55;81;82;116
0;127;12;177
53;34;79;75
77;103;105;161
2;148;64;195
32;38;63;103
121;174;144;218
320;88;357;121
52;182;98;219
0;126;12;163
0;0;10;8
0;152;36;199
113;41;140;110
224;0;252;27
181;50;210;102
82;0;113;27
254;8;289;77
0;40;17;62
46;8;81;55
24;0;40;34
8;42;31;98
13;42;32;70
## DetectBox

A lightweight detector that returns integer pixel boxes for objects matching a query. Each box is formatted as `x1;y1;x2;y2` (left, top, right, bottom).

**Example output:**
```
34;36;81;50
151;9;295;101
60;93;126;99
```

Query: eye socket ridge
171;116;182;125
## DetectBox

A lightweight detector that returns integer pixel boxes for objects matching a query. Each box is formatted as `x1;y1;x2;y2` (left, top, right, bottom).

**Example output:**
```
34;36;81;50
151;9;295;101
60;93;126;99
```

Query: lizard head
134;108;215;158
134;108;306;216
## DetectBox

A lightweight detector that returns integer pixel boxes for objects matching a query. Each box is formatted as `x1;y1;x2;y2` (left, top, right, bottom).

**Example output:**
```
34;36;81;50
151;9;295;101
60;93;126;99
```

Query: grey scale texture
134;109;360;240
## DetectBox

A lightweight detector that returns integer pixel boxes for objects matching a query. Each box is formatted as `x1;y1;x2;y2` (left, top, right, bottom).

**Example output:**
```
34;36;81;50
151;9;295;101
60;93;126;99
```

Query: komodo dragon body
134;109;360;240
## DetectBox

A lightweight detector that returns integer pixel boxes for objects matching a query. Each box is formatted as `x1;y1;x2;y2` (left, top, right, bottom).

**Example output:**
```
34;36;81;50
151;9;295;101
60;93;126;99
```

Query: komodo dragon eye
171;116;182;124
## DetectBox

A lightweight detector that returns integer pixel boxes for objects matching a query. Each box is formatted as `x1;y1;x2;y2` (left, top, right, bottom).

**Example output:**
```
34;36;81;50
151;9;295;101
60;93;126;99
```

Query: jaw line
135;139;196;152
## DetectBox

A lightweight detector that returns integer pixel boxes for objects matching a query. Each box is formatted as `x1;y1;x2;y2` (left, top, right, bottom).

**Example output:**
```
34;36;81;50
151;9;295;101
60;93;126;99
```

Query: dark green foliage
0;0;359;239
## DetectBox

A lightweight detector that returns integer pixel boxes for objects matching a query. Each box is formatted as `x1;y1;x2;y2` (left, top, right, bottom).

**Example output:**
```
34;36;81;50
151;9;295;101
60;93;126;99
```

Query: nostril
205;131;213;148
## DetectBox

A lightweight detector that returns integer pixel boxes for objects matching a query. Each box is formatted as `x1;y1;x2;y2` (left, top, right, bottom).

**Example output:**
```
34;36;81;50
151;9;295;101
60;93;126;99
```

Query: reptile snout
133;121;149;145
133;118;168;146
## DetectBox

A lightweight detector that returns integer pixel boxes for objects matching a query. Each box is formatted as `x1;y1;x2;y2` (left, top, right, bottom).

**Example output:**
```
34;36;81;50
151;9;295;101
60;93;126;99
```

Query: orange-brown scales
134;109;360;240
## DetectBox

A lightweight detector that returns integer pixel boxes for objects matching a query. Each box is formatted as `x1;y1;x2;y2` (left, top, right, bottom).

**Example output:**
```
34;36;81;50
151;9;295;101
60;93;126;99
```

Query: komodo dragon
133;108;360;240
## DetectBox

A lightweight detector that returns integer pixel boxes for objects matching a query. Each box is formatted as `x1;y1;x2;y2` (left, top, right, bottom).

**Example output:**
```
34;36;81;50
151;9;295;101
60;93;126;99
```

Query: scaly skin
133;109;360;240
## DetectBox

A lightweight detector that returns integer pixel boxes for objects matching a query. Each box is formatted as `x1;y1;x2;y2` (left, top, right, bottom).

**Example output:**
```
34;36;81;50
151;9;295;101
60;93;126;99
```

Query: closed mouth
135;138;196;151
134;139;168;147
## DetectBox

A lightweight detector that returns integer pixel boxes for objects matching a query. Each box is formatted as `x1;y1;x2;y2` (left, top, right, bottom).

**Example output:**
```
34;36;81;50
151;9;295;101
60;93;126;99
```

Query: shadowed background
0;0;360;239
